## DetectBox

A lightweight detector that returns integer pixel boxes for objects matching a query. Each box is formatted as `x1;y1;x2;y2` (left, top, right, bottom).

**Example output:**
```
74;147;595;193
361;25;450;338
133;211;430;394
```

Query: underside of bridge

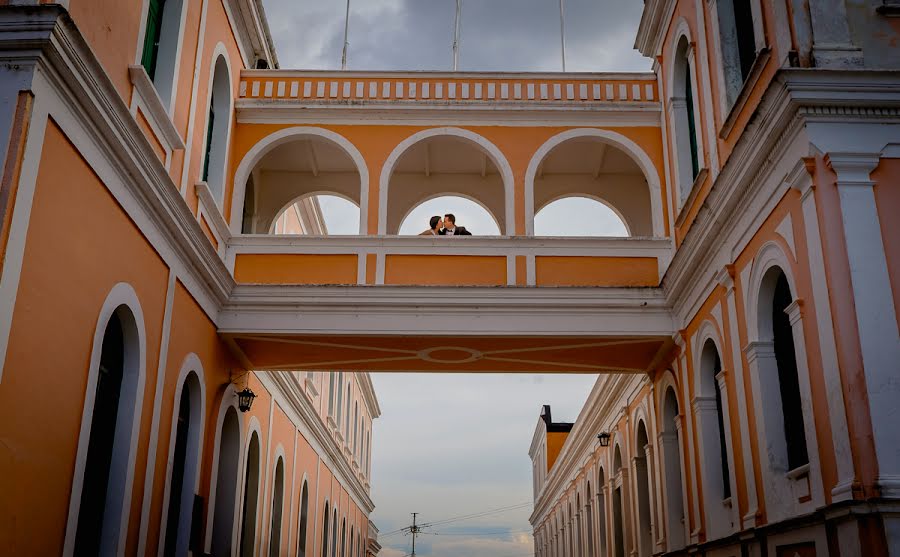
219;285;675;373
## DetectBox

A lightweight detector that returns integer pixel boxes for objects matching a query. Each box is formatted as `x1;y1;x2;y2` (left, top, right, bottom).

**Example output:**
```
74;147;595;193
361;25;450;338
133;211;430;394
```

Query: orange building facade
0;0;897;556
528;1;900;557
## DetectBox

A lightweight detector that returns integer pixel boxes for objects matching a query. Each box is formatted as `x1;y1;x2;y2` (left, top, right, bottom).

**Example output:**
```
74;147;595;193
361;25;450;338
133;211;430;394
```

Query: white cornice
222;0;277;69
242;69;659;81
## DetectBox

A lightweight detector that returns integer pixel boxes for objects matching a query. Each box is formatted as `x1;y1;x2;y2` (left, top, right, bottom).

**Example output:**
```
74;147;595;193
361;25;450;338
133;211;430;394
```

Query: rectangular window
141;0;166;79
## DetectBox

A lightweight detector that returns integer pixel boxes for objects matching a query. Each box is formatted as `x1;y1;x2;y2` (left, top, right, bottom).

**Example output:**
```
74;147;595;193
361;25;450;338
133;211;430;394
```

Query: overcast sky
262;1;649;554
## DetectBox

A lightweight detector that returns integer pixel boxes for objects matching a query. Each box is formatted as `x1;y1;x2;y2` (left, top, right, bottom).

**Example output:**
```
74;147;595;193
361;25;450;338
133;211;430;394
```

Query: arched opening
268;457;285;556
349;529;354;557
671;35;702;206
384;134;510;235
73;305;143;556
297;481;309;557
634;421;653;557
239;135;364;234
661;387;686;551
240;431;261;557
271;194;361;235
331;509;338;557
757;267;809;470
211;406;241;556
162;371;204;556
398;195;501;236
202;54;232;206
340;518;346;557
568;502;576;557
716;0;760;106
612;446;626;557
140;0;184;109
534;196;629;236
696;338;733;537
321;502;330;557
597;469;607;557
531;136;656;237
585;483;594;557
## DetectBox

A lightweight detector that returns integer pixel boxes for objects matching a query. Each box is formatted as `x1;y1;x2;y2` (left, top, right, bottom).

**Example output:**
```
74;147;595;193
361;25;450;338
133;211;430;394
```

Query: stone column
828;153;900;497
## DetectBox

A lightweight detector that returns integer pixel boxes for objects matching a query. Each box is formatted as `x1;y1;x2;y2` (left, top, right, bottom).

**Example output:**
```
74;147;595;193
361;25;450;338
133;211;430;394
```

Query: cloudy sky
261;1;649;554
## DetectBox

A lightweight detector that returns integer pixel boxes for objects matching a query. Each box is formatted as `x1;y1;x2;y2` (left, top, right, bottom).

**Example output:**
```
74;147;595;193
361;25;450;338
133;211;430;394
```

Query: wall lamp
597;431;611;447
236;387;257;412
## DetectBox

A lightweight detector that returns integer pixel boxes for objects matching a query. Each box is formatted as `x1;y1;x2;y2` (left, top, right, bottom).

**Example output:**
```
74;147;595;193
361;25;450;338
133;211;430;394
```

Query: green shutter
141;0;167;79
202;98;215;182
685;60;700;180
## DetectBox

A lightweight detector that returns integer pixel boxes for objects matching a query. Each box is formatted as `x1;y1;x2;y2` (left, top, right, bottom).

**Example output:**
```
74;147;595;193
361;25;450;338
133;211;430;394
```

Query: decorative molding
128;65;185;150
719;48;772;139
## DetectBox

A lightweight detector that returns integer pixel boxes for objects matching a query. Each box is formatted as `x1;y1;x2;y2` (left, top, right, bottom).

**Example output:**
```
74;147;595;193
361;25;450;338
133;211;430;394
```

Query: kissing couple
420;213;472;236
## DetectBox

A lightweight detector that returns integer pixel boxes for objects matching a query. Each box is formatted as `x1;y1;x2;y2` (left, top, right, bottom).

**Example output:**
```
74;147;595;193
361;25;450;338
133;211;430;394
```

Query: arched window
331;509;338;557
344;384;351;435
268;457;285;556
696;338;734;538
240;431;261;557
716;0;760;106
211;406;241;556
534;196;629;237
202;55;232;206
328;372;336;417
336;372;344;430
634;421;653;557
611;446;625;557
162;371;204;556
72;303;143;557
772;271;809;469
660;387;686;551
353;402;359;455
297;481;309;557
671;36;702;206
321;503;330;557
596;469;607;557
140;0;184;108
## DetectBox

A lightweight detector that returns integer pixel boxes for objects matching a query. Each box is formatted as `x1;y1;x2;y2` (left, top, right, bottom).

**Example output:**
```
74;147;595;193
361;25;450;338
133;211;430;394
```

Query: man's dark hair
429;215;442;230
444;213;456;224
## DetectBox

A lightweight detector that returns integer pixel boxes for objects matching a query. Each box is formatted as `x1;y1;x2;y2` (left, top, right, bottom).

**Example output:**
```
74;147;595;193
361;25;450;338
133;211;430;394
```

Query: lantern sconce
236;387;257;413
597;431;611;447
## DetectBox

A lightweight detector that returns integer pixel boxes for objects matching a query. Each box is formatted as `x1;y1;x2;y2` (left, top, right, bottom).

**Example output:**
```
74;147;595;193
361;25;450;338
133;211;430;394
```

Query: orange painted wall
384;254;506;286
535;256;658;287
234;253;359;285
0;120;168;554
546;431;569;472
872;158;900;328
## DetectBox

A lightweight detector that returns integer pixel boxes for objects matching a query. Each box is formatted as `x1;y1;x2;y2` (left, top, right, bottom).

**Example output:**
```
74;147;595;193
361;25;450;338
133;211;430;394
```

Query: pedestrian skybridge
200;70;677;374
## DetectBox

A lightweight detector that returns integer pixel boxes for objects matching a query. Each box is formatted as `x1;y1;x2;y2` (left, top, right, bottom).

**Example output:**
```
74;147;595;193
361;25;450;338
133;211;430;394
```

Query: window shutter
141;0;167;79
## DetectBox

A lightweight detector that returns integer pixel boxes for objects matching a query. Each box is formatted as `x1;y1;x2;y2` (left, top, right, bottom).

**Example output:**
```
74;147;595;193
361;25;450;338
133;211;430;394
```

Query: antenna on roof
558;0;567;72
452;0;462;71
341;0;351;70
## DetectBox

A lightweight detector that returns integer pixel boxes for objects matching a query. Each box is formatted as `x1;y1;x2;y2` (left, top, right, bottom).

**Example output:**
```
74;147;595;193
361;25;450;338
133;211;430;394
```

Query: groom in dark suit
440;213;472;236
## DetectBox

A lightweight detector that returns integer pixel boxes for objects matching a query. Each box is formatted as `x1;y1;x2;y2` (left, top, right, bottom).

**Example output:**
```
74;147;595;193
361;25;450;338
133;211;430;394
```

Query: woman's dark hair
429;215;442;230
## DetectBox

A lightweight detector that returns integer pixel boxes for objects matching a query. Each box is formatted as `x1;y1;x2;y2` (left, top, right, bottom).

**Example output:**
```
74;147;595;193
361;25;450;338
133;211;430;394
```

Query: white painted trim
178;0;212;195
156;354;207;557
264;446;287;556
230;127;370;235
128;66;185;151
524;128;666;238
62;283;148;557
0;92;48;381
237;417;263;557
137;270;177;556
377;127;516;235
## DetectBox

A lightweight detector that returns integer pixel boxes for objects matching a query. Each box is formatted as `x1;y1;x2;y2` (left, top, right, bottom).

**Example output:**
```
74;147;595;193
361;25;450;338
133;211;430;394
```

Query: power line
379;500;533;540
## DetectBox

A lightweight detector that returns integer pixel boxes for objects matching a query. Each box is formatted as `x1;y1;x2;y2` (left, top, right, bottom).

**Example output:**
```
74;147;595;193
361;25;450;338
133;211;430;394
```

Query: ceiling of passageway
394;136;499;175
225;334;672;373
538;138;643;176
255;138;358;174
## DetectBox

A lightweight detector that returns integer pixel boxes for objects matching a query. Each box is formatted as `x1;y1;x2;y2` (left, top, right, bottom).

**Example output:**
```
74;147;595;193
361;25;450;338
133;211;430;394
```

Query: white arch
266;445;288;556
378;127;516;235
204;384;243;553
270;191;361;235
397;191;503;235
238;416;263;556
157;354;207;557
535;193;632;236
525;128;665;237
692;319;725;398
201;43;235;208
229;127;370;234
63;282;147;557
666;18;694;96
745;241;799;343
